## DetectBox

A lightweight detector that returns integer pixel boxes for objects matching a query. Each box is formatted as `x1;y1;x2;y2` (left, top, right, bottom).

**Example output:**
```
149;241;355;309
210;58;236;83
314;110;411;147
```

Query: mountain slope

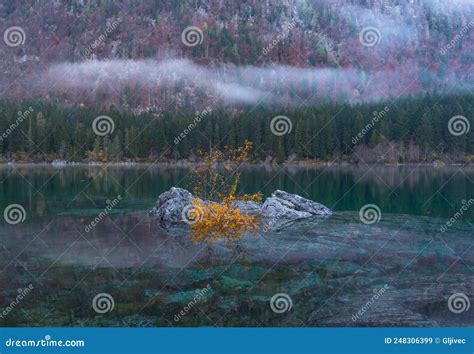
0;0;472;111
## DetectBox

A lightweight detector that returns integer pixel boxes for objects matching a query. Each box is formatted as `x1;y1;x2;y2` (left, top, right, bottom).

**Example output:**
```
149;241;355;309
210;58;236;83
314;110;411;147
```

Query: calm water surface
0;165;472;218
0;165;472;327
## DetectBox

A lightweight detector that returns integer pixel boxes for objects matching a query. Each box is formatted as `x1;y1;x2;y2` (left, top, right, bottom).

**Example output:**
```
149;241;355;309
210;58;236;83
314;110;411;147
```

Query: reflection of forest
350;165;468;189
0;165;472;220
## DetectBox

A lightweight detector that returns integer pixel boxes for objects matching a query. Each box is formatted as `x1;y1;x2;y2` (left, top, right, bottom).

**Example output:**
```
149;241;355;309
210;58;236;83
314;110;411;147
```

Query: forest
0;93;471;164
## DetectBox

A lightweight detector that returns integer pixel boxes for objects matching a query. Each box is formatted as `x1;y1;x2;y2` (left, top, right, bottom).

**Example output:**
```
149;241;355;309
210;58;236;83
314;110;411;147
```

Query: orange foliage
190;140;262;243
189;199;259;242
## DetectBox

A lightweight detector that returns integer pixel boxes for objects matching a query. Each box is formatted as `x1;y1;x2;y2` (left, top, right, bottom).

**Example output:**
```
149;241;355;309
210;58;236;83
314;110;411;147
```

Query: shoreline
0;160;472;168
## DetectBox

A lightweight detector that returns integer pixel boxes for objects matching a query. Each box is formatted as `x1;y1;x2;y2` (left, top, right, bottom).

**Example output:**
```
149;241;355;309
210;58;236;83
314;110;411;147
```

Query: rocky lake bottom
0;211;472;327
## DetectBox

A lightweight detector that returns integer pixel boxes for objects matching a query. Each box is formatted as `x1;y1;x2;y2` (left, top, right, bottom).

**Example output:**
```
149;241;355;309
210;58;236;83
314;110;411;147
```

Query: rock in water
230;200;263;216
151;187;332;229
151;187;196;224
262;190;332;219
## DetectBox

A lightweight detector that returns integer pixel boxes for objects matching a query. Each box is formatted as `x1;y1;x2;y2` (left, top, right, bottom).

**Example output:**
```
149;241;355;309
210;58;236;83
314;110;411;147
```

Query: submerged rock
151;187;332;229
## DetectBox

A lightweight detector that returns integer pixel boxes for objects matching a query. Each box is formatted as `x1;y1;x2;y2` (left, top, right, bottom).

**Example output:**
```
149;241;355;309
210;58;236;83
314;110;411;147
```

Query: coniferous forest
0;93;472;163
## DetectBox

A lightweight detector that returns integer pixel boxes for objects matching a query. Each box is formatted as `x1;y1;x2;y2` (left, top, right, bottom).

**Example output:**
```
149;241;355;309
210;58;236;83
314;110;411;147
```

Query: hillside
1;0;473;112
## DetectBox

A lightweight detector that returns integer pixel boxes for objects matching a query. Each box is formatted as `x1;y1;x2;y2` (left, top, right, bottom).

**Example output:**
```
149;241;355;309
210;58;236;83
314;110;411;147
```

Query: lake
0;165;472;327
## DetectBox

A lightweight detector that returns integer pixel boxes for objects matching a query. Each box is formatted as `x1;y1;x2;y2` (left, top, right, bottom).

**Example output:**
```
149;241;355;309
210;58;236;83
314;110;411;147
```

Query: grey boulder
151;187;200;224
151;187;332;229
262;190;332;219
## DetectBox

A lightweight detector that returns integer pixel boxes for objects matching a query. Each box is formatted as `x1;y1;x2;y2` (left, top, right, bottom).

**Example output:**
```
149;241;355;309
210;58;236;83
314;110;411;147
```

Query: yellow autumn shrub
189;198;260;242
189;140;262;243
